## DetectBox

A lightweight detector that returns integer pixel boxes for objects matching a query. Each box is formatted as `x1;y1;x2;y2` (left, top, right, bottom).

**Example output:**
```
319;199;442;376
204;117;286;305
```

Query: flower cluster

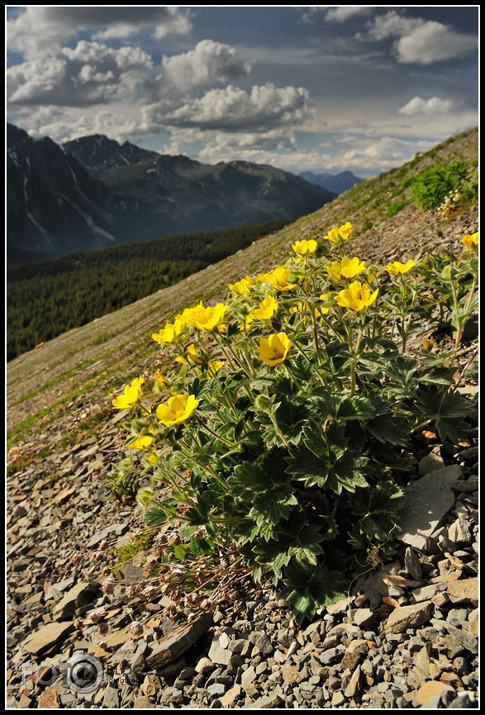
111;224;478;623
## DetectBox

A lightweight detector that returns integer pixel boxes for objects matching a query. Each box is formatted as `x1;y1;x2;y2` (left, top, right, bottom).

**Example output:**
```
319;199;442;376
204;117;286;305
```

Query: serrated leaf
230;461;267;492
288;353;314;381
366;413;410;446
435;417;469;445
286;591;316;624
336;395;376;421
250;489;298;526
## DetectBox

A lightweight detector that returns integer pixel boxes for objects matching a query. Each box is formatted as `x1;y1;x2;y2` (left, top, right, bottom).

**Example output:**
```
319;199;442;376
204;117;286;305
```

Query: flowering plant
111;223;478;622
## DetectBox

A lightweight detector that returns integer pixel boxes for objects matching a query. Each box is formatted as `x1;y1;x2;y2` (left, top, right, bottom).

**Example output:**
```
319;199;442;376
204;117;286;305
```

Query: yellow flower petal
181;303;228;331
462;232;478;250
228;276;253;294
334;281;378;312
385;260;417;275
339;222;353;240
292;239;318;257
156;394;199;426
258;332;291;366
248;296;279;321
112;378;144;409
129;435;154;450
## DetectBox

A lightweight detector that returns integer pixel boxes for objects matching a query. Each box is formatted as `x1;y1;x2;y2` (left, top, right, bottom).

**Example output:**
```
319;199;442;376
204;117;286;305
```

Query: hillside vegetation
7;218;293;361
7;126;478;440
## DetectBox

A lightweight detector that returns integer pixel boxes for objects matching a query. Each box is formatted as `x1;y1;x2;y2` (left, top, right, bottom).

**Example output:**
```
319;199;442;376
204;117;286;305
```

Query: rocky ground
6;205;479;710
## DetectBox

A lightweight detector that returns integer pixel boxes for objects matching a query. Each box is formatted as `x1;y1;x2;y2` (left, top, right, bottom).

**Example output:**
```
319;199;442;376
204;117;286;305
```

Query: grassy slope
7;127;478;438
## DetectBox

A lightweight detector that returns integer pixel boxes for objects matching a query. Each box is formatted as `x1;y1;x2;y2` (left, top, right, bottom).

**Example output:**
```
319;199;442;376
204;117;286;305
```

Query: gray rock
208;636;232;666
207;682;226;697
403;546;422;580
53;581;100;619
248;631;273;655
146;612;213;669
448;518;473;545
319;647;343;665
418;447;445;475
350;608;376;629
430;618;478;654
102;686;119;709
21;620;74;655
397;465;462;550
241;665;257;690
87;523;128;548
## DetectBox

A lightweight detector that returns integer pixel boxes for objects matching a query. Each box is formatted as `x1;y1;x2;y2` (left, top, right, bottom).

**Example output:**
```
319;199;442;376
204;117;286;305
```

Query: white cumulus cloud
362;11;478;64
8;41;153;107
398;96;454;116
154;40;251;97
143;83;312;133
7;6;192;60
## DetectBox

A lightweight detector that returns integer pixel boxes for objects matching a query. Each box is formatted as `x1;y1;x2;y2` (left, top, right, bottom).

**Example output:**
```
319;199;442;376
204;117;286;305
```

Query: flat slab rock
146;612;213;669
397;465;462;550
384;600;434;634
21;621;74;655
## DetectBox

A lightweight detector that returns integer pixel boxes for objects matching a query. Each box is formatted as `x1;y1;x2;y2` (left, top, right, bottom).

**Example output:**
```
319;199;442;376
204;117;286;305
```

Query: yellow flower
385;260;417;275
422;337;435;351
156;394;199;426
323;222;353;243
178;343;204;365
207;360;225;378
154;371;168;387
334;281;378;312
248;295;279;321
152;318;185;345
258;266;297;291
323;227;341;244
228;276;253;294
112;378;144;409
180;302;228;331
289;301;304;314
339;222;353;240
258;332;292;366
326;257;366;280
315;293;330;317
292;239;318;259
462;232;478;250
129;435;155;450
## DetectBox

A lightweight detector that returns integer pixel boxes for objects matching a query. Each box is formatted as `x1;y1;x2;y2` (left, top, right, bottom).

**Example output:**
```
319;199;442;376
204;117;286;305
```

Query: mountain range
7;125;336;262
299;170;363;194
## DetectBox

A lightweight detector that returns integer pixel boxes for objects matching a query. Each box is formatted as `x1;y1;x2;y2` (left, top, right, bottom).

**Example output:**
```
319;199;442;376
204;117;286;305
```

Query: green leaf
302;421;330;460
286;591;316;624
254;394;278;412
144;504;176;525
435;417;469;445
283;561;346;625
366;413;410;446
419;368;456;387
349;481;405;542
289;353;313;381
173;543;189;560
230;462;267;493
271;399;309;444
336;395;376;421
250;489;298;526
286;447;328;484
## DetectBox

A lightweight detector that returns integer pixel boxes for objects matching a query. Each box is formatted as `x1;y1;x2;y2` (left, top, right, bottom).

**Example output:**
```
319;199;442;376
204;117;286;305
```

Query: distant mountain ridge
7;124;139;258
300;170;363;195
63;135;336;236
62;134;157;178
7;124;336;261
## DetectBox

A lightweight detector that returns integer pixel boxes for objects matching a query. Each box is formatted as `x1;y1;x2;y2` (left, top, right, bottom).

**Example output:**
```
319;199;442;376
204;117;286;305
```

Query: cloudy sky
6;5;479;177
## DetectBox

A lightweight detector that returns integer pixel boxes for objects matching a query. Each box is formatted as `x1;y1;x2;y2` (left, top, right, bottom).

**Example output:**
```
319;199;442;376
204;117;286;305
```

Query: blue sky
6;6;479;177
